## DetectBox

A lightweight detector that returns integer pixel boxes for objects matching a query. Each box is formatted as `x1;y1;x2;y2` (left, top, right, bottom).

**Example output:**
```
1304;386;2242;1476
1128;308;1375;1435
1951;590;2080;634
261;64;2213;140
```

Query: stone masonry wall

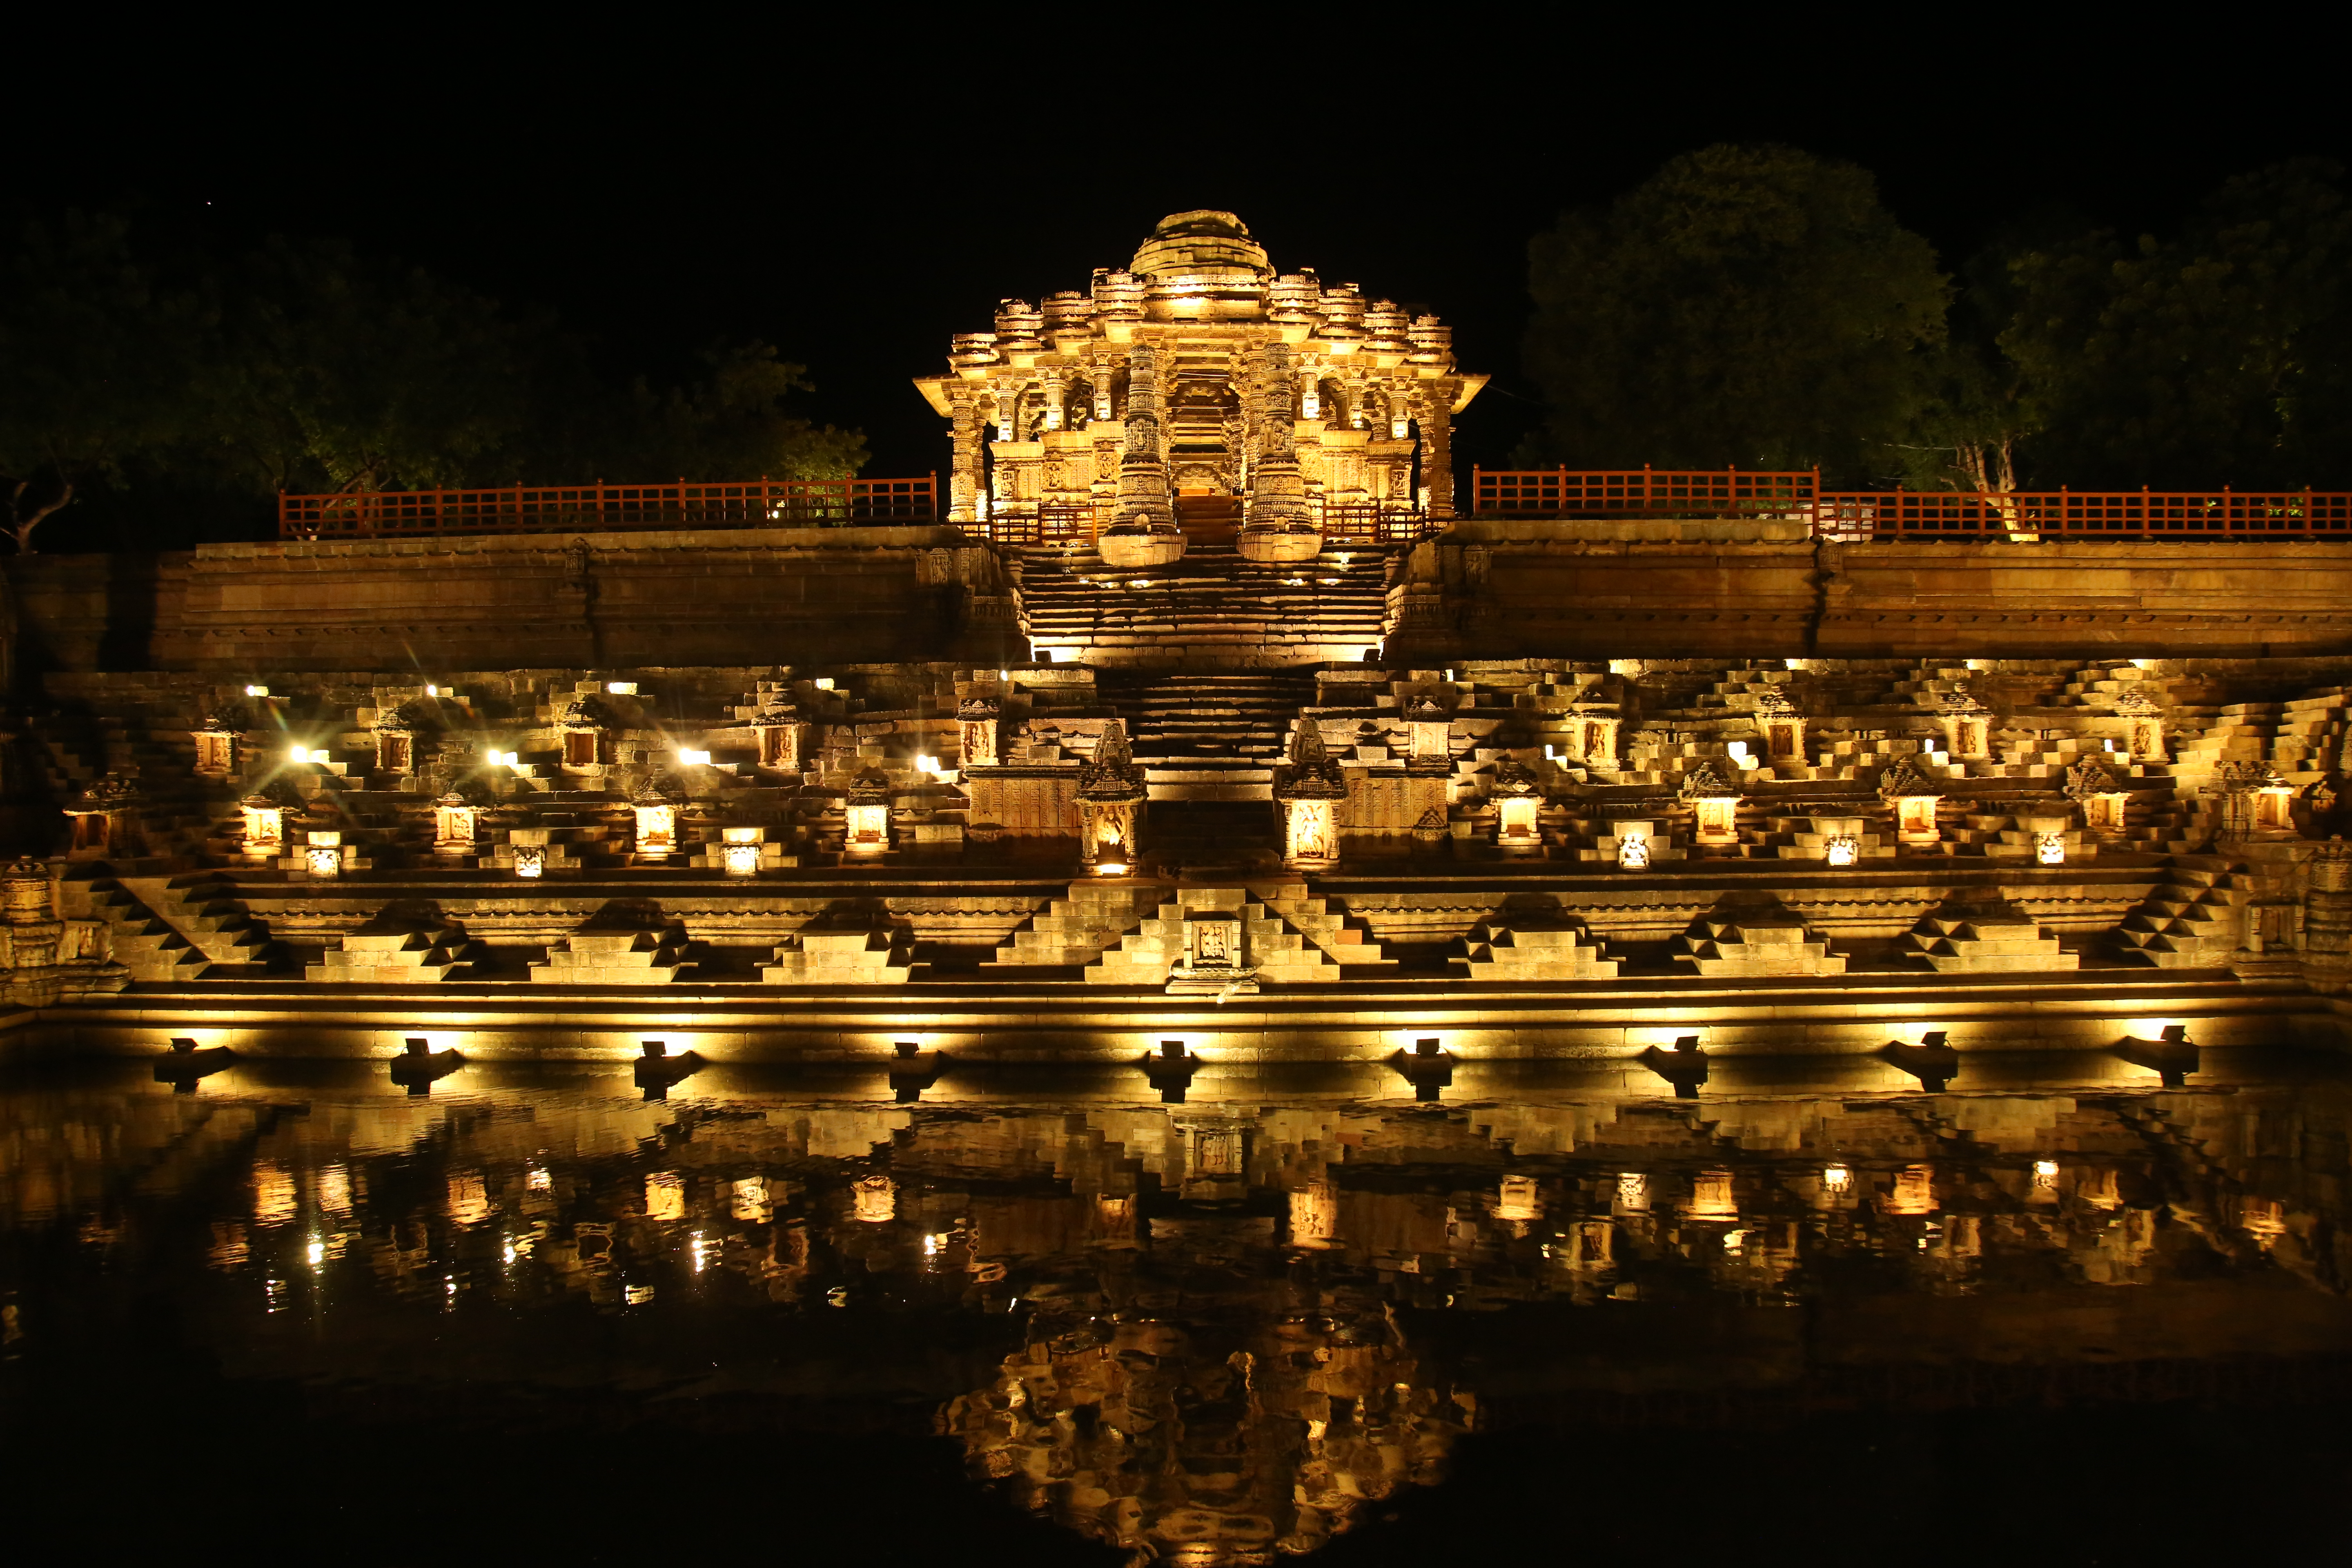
14;522;2352;681
1389;525;2352;663
4;526;1012;681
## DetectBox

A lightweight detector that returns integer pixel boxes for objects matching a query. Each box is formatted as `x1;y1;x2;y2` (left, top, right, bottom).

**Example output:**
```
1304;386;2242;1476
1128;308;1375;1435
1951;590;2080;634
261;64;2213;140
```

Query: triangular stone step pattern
1452;918;1618;981
2116;856;2248;967
307;925;477;984
1673;899;1847;977
120;874;281;975
985;882;1170;969
1081;883;1388;986
531;928;696;984
760;921;928;984
1905;902;2079;973
85;880;206;982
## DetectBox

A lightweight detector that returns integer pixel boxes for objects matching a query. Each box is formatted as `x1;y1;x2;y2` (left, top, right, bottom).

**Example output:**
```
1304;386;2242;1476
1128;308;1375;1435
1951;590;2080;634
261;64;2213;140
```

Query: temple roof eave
912;377;954;417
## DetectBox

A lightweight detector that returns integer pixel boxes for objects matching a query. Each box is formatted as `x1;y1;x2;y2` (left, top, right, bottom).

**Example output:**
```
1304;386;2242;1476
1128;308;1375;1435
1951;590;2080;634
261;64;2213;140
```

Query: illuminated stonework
916;211;1487;542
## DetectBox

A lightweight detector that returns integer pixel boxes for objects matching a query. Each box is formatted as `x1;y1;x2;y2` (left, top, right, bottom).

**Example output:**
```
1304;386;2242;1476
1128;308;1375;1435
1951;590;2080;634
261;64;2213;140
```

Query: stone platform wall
14;521;2352;680
1390;523;2352;662
4;526;1013;682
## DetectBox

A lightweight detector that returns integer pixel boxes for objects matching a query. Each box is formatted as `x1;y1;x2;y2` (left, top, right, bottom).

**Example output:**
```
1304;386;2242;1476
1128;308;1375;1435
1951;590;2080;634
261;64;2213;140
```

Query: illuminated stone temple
914;209;1485;555
12;208;2352;1561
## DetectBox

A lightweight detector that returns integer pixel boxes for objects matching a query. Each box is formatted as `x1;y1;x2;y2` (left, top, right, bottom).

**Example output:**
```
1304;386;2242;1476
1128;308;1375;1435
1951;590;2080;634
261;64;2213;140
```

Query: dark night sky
18;18;2346;482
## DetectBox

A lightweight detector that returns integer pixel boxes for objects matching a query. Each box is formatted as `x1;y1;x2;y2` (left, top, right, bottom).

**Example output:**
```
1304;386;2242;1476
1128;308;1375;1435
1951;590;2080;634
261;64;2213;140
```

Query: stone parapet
4;527;1006;676
1389;532;2352;663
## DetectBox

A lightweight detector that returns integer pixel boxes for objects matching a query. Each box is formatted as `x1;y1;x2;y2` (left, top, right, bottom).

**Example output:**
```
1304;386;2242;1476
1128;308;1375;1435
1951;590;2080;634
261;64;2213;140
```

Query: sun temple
915;209;1483;558
6;210;2352;1089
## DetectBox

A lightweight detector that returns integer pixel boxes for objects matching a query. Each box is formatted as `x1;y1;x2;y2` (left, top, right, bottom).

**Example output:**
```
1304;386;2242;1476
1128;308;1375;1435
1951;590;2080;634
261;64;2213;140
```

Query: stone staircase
1081;883;1389;985
306;919;476;984
1108;670;1318;802
24;711;229;860
119;875;281;977
1452;917;1619;980
1254;880;1394;969
2272;689;2348;779
986;881;1170;969
1904;900;2078;973
760;919;927;984
1011;543;1388;666
1673;897;1847;977
531;927;695;984
84;879;207;982
2116;856;2248;967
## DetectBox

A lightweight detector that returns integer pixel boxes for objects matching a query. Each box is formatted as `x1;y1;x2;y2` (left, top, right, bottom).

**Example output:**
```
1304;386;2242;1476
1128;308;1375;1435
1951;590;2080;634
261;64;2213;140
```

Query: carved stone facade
916;212;1486;542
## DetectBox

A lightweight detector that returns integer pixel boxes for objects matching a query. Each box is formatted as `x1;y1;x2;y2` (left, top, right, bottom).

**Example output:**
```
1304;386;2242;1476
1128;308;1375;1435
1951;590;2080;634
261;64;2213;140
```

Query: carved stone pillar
2302;837;2352;991
1418;377;1459;521
2;855;64;1004
947;388;984;526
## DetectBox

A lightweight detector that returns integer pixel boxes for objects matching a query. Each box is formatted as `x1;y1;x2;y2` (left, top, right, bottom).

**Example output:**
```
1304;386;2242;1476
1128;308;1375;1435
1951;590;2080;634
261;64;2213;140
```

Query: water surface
5;1054;2349;1564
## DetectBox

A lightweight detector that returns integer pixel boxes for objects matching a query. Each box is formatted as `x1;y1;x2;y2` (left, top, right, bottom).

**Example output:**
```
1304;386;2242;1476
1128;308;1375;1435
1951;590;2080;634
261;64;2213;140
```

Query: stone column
2301;837;2352;991
2;855;65;1005
947;388;985;526
1112;345;1174;530
1246;342;1310;530
1418;378;1459;521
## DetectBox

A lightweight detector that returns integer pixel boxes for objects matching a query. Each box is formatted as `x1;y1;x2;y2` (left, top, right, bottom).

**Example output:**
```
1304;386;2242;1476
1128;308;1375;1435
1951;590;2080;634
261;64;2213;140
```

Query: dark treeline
0;213;865;554
1517;145;2352;492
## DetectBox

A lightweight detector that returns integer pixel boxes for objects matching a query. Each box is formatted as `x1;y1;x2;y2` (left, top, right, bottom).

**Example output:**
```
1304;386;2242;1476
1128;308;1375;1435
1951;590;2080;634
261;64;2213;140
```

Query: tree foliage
612;342;870;483
1519;149;2352;493
0;216;866;552
1998;160;2352;488
0;213;209;548
1517;144;1950;482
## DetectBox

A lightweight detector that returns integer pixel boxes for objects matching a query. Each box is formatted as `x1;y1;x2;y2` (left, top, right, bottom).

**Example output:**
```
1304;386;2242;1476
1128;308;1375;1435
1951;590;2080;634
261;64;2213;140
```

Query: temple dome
1124;212;1270;285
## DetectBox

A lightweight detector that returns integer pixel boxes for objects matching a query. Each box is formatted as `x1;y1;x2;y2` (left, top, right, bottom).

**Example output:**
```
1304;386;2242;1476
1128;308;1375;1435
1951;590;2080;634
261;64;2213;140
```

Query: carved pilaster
947;388;984;525
1419;378;1459;521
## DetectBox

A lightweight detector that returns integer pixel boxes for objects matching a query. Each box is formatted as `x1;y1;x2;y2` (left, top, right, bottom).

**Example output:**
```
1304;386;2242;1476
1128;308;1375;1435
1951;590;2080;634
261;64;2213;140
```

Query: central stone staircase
1011;543;1389;666
1106;669;1317;802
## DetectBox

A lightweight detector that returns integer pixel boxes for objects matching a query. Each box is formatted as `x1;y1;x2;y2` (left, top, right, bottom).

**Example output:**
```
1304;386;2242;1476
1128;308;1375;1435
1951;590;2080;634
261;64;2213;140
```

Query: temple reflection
4;1058;2350;1562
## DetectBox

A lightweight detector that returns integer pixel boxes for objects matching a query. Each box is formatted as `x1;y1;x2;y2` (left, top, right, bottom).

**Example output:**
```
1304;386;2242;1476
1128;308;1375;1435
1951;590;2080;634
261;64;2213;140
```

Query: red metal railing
1820;489;2352;540
1472;468;2352;541
1473;466;1818;517
278;476;938;539
968;503;1095;548
1318;503;1427;546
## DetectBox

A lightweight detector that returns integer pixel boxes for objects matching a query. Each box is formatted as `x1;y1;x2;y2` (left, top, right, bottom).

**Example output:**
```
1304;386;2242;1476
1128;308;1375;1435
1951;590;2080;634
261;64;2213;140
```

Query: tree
1999;160;2352;489
1884;232;2051;495
1;214;870;551
0;213;207;551
203;236;560;496
1517;144;1950;483
612;341;867;482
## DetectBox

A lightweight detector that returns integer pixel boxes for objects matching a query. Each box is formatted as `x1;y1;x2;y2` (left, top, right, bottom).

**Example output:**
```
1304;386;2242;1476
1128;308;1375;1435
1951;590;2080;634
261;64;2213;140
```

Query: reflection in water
3;1059;2351;1562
